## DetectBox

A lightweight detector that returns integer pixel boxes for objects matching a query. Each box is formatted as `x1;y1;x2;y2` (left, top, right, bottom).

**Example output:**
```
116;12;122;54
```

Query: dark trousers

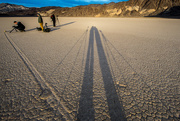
15;26;25;32
52;20;56;27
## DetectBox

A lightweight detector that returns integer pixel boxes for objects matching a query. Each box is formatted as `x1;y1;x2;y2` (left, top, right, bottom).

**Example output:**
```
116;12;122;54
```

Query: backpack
36;27;42;31
43;28;51;32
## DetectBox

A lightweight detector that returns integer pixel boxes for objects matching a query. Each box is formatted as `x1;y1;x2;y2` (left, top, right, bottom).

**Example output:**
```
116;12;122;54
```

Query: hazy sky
0;0;128;7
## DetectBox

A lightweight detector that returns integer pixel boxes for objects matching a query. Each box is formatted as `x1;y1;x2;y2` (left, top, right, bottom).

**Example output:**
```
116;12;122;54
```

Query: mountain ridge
0;0;180;17
0;3;29;13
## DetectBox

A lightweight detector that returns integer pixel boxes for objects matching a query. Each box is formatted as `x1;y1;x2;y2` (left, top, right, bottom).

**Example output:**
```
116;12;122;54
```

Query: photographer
13;21;25;32
50;14;56;27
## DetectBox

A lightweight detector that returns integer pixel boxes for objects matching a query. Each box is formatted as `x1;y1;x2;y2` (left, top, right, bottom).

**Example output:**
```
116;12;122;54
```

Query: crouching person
13;21;25;32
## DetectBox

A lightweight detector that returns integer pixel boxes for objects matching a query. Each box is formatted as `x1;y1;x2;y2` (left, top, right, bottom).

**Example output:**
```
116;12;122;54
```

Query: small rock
119;84;127;88
39;89;52;99
132;72;137;76
3;78;14;83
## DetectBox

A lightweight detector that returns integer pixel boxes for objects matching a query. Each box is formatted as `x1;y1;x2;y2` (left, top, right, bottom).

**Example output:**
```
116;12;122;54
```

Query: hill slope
0;0;180;17
0;3;29;13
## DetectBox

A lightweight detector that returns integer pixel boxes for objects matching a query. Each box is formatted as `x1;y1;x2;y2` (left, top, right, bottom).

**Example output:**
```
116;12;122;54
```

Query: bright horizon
0;0;128;8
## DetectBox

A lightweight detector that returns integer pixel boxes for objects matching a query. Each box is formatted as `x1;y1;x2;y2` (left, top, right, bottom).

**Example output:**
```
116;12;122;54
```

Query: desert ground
0;17;180;120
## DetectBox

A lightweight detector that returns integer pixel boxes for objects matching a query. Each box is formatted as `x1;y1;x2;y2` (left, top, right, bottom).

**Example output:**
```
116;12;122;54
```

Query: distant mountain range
0;0;180;17
0;3;29;13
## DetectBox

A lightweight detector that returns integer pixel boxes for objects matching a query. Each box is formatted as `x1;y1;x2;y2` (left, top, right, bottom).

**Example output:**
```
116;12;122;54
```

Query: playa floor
0;17;180;120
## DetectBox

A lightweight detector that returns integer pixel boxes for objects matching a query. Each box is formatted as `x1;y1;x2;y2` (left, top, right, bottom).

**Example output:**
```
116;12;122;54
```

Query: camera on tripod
9;26;18;33
9;21;25;33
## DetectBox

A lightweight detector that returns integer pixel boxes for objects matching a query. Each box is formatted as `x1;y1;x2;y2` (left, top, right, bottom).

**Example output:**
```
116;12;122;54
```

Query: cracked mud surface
0;17;180;120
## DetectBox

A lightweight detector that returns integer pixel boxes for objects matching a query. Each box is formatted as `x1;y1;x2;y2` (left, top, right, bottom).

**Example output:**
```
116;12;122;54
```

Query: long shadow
59;21;76;27
94;27;126;121
49;21;76;32
77;26;126;121
24;22;75;32
50;27;61;32
48;21;76;28
77;26;95;121
25;28;37;32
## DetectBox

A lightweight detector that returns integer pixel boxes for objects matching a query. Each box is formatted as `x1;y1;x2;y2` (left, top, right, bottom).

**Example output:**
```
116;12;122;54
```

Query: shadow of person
48;21;76;32
21;21;76;32
57;21;76;28
25;28;37;32
77;26;126;121
50;27;61;32
77;26;95;121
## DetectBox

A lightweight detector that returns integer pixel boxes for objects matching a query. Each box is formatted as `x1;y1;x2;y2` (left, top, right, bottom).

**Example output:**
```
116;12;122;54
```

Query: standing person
50;14;56;27
37;13;43;31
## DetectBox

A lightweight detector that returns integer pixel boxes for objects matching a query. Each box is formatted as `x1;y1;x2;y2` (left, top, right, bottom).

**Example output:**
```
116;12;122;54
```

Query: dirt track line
4;32;74;120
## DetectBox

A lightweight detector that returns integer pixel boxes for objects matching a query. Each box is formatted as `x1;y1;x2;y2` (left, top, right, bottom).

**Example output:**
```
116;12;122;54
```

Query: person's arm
13;24;18;29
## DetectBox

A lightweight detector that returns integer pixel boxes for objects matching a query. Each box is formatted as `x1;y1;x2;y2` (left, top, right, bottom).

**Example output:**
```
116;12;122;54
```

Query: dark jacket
15;22;25;30
51;14;56;21
38;13;43;23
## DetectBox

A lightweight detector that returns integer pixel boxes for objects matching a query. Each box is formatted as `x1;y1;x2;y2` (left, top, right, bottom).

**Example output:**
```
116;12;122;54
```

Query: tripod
9;27;18;33
56;15;60;25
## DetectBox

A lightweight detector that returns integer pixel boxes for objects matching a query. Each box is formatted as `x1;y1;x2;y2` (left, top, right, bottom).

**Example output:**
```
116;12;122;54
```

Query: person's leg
53;20;56;27
39;23;44;30
19;27;25;32
18;29;23;32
